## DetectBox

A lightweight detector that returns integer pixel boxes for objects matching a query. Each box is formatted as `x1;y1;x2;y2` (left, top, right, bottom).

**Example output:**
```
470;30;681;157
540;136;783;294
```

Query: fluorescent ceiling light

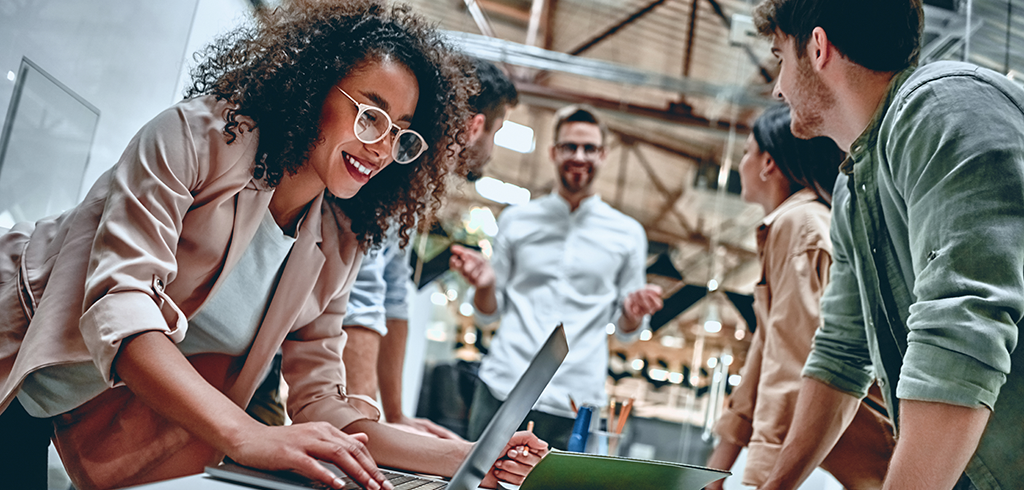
475;176;531;205
494;120;535;153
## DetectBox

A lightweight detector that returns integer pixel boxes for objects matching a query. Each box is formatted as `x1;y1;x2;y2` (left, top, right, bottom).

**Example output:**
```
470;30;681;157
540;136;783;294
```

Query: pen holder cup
585;429;622;456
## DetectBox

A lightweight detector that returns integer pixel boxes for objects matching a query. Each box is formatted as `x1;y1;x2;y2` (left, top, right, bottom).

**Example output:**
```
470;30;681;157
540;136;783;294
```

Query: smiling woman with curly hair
0;2;547;489
188;0;471;249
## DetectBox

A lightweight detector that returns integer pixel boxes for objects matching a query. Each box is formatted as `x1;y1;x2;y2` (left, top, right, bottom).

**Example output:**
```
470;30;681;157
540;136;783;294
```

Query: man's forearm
882;400;989;490
473;285;498;316
378;318;408;422
761;377;859;490
704;439;743;490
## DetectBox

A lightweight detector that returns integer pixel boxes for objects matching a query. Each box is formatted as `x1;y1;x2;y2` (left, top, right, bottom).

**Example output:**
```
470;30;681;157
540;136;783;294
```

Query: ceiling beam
447;30;773;109
516;81;752;134
568;0;669;56
703;0;774;83
464;0;497;37
683;0;700;78
629;144;696;236
524;0;546;47
476;0;532;24
614;127;712;162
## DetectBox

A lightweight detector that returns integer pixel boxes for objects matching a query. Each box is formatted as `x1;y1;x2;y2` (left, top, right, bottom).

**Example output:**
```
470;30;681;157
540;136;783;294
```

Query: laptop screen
446;324;568;490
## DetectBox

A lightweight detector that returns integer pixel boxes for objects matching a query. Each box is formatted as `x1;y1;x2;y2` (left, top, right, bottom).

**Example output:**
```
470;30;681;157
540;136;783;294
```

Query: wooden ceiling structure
404;0;1024;360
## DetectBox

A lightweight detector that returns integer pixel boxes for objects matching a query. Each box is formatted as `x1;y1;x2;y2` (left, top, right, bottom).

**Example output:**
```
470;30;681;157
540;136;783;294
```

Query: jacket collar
841;67;917;175
760;187;821;229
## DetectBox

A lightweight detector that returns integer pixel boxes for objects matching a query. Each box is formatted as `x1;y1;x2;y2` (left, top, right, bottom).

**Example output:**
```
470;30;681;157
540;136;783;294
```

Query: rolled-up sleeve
803;178;876;398
715;323;762;446
342;250;388;335
887;74;1024;409
285;263;374;428
79;104;208;383
381;247;411;322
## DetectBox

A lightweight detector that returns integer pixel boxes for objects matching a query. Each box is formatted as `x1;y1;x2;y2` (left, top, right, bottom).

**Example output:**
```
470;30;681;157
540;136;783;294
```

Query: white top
477;193;648;418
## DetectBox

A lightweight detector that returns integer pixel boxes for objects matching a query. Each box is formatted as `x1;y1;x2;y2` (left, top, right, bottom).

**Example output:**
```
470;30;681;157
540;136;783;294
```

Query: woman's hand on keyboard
229;422;394;490
480;430;549;487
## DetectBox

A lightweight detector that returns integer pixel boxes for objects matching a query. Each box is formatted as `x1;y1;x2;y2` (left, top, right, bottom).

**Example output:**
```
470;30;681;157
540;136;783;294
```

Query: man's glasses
554;142;603;159
337;87;427;164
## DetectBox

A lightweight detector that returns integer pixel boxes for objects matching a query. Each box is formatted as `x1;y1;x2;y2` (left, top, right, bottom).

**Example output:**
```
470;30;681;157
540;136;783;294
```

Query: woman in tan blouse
0;2;544;489
704;104;894;489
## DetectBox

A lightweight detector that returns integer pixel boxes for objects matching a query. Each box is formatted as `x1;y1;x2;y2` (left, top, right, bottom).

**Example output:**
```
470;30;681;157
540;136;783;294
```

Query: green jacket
804;61;1024;489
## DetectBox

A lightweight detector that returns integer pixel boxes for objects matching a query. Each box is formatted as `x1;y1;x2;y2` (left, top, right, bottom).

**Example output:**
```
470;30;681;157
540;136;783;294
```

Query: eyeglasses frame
336;87;427;164
553;141;605;160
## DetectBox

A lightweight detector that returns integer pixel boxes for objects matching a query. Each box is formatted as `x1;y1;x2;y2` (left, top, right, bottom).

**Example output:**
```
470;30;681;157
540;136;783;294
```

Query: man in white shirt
450;105;663;449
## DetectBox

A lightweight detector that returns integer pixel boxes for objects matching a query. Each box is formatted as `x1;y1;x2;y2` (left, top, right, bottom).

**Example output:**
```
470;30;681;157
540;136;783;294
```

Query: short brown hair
753;0;923;73
552;104;609;146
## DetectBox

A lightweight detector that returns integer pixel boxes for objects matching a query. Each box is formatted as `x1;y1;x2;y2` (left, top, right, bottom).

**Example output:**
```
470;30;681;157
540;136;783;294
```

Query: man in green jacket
753;1;1024;489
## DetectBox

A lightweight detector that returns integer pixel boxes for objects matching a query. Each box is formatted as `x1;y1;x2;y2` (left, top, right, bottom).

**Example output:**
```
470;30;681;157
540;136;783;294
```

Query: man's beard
559;161;595;194
788;57;835;140
463;139;491;182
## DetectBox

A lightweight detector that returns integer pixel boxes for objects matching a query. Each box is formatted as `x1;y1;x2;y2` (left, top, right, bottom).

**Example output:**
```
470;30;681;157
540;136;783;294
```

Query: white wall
0;0;251;203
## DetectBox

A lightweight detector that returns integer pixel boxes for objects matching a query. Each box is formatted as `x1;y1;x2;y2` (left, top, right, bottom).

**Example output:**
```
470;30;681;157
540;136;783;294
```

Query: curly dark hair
185;0;476;249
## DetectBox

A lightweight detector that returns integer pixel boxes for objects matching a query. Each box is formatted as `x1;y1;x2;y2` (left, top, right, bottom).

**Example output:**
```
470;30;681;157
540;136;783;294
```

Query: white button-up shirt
477;193;648;418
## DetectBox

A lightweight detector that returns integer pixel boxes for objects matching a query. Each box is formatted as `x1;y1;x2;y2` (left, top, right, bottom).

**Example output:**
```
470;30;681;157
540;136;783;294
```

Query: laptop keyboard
381;470;448;489
332;469;446;490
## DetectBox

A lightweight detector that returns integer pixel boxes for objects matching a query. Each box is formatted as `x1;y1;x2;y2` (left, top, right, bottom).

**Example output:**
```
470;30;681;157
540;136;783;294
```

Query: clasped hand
480;430;550;488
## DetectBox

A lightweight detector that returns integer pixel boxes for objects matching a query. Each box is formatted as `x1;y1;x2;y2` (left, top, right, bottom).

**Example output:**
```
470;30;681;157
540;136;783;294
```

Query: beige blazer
0;96;369;488
714;189;894;489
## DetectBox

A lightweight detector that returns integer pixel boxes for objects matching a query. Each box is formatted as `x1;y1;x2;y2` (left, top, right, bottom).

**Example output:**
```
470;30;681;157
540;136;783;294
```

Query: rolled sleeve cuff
802;354;873;399
383;301;409;321
343;308;387;336
614;315;647;343
80;289;185;384
474;299;502;326
713;407;753;446
897;343;1004;409
289;387;374;429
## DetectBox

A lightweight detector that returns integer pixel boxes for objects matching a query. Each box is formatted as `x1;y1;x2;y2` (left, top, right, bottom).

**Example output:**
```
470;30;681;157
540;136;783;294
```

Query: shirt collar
841;66;917;175
760;188;821;229
549;192;602;214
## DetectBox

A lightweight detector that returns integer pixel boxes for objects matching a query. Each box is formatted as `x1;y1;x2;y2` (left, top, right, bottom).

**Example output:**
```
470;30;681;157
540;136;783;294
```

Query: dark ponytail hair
752;104;844;206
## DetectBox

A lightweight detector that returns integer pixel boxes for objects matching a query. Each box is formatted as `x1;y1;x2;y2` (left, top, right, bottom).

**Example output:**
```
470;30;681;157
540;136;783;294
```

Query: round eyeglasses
336;87;427;164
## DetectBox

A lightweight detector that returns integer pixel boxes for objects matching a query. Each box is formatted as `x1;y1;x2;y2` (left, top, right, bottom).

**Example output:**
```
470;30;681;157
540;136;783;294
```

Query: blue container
566;405;593;452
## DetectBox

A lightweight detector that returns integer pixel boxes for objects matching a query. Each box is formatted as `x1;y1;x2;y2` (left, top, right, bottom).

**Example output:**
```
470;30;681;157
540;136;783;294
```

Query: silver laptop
206;324;569;490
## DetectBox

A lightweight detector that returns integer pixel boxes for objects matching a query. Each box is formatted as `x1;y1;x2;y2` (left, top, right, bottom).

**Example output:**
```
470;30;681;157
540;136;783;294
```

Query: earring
759;168;769;182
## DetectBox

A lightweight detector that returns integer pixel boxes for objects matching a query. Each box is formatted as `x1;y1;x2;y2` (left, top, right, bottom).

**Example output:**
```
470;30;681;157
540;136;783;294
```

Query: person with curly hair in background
0;2;546;489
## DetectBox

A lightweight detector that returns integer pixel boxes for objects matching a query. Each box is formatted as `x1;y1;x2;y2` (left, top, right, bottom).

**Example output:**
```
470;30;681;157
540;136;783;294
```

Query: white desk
124;473;241;489
123;472;495;490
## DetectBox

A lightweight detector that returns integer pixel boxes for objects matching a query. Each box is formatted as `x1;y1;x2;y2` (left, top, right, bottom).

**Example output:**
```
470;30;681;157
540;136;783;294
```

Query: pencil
569;396;578;415
521;420;534;456
614;397;634;435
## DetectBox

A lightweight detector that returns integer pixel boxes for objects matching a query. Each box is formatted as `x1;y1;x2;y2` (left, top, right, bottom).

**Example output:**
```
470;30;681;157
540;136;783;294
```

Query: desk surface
124;472;493;490
124;474;235;489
